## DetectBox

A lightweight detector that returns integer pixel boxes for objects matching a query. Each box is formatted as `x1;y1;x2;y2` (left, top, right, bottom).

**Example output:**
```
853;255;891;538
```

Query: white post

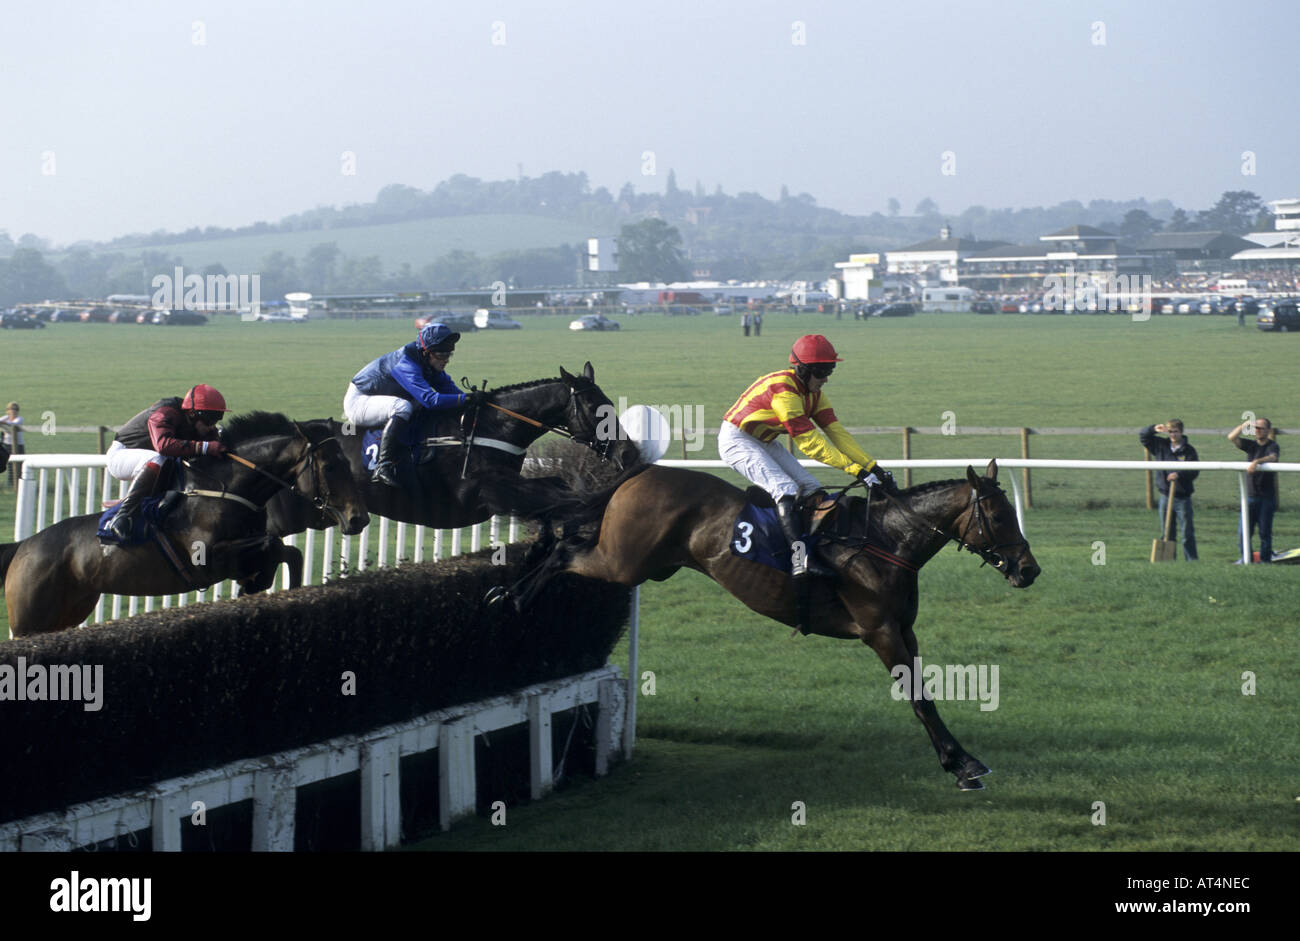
359;739;402;851
625;587;639;758
251;765;297;851
438;719;476;830
15;463;38;539
528;693;554;800
1007;471;1026;536
151;797;185;851
1239;472;1251;565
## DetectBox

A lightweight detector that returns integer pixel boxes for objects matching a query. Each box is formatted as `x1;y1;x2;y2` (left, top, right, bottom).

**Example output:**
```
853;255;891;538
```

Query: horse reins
182;425;340;514
824;479;1029;575
469;385;615;461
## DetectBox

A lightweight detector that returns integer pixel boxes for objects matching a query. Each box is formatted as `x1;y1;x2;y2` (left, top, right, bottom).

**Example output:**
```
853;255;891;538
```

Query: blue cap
417;322;460;353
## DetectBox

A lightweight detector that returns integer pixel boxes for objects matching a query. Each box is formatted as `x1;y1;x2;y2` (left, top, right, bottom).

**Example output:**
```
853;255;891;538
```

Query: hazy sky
4;0;1298;244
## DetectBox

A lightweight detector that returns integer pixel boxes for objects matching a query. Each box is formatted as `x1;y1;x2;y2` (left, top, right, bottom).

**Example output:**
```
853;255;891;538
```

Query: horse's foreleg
236;538;301;595
899;622;990;788
862;620;988;790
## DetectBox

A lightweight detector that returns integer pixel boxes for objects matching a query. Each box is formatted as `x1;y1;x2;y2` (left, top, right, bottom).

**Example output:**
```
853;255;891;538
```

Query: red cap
182;384;228;412
790;335;842;365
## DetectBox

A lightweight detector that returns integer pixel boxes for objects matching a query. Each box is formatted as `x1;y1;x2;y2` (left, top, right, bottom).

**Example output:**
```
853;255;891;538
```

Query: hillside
91;214;594;273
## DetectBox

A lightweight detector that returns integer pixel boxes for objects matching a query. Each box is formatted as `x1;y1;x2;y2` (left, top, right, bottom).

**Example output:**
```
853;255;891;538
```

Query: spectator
1;401;24;486
742;312;752;337
1228;417;1281;563
1139;419;1199;561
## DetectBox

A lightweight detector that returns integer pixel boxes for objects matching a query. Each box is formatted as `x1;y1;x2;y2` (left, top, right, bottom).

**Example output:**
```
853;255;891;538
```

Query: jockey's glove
199;440;226;458
464;390;487;409
858;465;898;494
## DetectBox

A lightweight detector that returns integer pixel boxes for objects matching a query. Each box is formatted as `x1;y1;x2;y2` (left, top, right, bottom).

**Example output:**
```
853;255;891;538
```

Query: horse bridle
842;480;1030;576
949;485;1032;575
478;382;615;461
184;424;346;518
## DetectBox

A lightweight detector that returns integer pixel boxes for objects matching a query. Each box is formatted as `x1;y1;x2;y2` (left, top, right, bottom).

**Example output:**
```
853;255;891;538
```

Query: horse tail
0;541;20;583
546;461;651;529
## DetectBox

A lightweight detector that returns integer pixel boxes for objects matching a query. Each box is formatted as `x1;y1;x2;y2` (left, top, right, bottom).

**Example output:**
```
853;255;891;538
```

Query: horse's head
290;420;369;535
953;461;1040;588
557;362;643;472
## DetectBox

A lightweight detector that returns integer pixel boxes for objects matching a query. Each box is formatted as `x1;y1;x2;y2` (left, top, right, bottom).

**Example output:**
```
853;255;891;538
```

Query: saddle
729;487;839;574
360;419;458;471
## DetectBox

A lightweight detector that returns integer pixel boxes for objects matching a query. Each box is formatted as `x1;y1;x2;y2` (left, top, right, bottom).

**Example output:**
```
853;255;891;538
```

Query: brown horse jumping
0;412;369;637
495;459;1039;789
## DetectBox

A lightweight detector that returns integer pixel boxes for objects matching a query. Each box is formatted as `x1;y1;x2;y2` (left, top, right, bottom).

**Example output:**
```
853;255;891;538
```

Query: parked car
877;302;916;317
855;302;886;320
80;307;113;323
972;301;995;314
713;305;732;315
1;310;46;329
1235;298;1260;319
1257;300;1300;332
474;309;523;329
415;312;478;333
569;314;621;332
50;308;84;323
999;302;1019;313
152;309;208;326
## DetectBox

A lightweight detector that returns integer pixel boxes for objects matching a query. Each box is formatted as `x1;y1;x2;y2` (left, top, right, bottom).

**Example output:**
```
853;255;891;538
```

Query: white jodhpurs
343;382;414;428
106;440;161;482
718;421;821;502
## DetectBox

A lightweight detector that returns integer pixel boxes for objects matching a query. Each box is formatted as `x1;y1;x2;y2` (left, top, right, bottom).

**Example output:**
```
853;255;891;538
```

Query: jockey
719;334;896;577
344;322;482;487
104;384;229;541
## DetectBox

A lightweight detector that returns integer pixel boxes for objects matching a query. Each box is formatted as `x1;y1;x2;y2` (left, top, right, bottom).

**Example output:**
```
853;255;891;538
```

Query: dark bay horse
0;412;368;637
496;460;1040;790
266;363;642;539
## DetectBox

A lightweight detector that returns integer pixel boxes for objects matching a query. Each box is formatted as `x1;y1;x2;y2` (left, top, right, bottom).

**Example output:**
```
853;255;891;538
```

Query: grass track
2;311;1297;850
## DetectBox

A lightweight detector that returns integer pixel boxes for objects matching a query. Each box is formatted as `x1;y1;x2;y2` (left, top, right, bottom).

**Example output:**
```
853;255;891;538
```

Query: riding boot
777;496;836;578
107;462;163;542
371;414;409;487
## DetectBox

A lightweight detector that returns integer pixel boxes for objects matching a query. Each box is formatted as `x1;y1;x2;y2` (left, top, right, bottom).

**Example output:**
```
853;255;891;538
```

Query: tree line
0;179;1278;304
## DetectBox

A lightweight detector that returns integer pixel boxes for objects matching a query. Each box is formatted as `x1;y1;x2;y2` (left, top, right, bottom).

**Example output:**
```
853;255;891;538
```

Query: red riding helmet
790;335;843;366
182;384;229;413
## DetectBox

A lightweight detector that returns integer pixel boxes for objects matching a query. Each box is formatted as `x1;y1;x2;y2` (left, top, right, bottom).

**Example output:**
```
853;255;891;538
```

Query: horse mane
487;376;567;395
901;477;1004;497
219;411;297;446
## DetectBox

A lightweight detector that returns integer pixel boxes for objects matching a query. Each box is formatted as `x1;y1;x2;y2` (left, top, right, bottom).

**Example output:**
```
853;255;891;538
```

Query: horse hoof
956;776;985;791
484;586;511;608
964;760;992;780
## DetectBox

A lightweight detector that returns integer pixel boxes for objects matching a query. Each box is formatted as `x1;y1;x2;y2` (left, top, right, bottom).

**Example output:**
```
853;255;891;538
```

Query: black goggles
194;410;223;424
807;363;835;379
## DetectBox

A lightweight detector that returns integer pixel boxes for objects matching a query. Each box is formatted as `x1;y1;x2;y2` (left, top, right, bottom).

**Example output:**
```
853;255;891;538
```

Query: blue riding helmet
417;322;460;354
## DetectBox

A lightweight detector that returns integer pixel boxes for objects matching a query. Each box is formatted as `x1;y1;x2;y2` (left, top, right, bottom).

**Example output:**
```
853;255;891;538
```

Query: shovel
1150;479;1178;562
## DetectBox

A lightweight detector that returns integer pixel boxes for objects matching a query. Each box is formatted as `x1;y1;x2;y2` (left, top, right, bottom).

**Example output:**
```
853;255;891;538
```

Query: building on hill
1136;231;1259;277
883;225;1008;285
1231;198;1300;281
958;224;1149;292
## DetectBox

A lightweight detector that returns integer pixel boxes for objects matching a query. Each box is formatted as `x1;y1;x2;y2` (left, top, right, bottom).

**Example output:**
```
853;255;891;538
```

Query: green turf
2;311;1296;850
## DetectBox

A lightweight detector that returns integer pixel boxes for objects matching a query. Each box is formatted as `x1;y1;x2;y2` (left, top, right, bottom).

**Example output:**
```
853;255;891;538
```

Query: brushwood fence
0;555;634;850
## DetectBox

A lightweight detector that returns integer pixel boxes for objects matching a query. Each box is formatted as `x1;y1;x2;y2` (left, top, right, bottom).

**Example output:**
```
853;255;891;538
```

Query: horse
0;412;369;637
492;459;1040;790
265;363;643;544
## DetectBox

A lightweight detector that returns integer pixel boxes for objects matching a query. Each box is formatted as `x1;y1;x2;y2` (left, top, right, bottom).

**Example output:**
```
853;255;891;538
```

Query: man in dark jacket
1139;419;1199;560
1229;417;1281;562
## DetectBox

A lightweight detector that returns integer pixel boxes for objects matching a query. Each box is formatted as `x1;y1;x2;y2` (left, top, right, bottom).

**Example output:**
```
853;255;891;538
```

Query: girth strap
182;488;261;512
